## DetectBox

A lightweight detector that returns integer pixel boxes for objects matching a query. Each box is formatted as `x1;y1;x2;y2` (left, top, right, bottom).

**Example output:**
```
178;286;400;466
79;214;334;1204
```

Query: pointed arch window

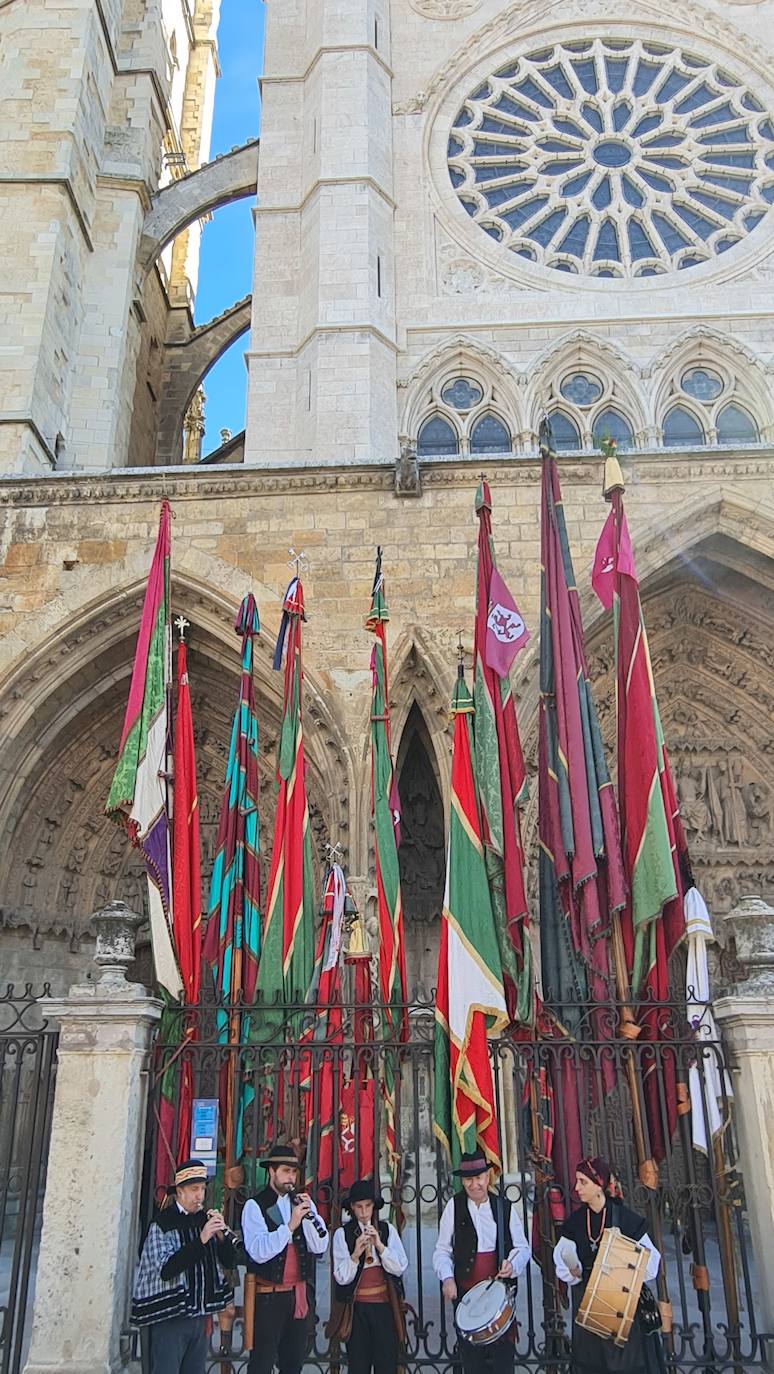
417;415;459;457
548;410;581;451
717;402;758;442
663;405;705;447
470;414;511;454
592;408;634;450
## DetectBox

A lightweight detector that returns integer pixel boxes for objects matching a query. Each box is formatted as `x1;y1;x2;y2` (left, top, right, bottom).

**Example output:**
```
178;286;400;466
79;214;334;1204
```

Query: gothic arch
0;571;350;958
648;328;774;441
156;296;252;465
525;331;647;445
399;335;524;444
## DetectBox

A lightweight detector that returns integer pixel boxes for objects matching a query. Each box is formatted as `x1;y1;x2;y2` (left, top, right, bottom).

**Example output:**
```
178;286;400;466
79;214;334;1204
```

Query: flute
206;1209;239;1243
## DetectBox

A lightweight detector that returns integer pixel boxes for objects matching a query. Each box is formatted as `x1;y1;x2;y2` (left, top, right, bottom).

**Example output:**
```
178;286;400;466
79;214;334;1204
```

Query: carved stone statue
395;439;421;497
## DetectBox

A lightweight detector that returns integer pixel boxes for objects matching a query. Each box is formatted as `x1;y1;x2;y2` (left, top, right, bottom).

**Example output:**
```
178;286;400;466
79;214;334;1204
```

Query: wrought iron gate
0;988;57;1374
141;992;771;1373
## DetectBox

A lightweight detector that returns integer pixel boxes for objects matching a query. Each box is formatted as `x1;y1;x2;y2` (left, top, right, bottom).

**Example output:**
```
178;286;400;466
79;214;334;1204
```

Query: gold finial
174;614;190;643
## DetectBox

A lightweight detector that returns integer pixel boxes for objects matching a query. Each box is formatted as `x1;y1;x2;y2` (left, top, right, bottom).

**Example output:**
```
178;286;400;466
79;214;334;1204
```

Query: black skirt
569;1280;667;1374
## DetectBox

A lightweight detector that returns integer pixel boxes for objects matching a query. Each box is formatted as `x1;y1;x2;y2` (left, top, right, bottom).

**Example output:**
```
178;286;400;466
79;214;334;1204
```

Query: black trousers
457;1334;514;1374
248;1289;312;1374
346;1301;398;1374
149;1314;207;1374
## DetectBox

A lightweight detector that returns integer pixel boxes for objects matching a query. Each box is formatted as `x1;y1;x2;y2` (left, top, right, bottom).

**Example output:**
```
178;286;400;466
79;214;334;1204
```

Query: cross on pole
174;614;190;642
325;841;344;865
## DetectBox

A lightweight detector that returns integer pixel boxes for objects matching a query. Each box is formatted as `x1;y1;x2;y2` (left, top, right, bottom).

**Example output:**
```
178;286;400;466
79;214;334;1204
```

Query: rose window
447;38;774;278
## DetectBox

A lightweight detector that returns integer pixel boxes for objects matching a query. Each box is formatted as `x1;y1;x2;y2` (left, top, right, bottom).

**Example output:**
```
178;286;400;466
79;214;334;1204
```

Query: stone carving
395;439;422;497
440;258;486;295
676;756;771;851
409;0;481;17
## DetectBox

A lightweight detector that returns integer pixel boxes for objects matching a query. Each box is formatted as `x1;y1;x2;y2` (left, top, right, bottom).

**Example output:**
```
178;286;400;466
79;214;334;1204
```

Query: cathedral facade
2;0;774;996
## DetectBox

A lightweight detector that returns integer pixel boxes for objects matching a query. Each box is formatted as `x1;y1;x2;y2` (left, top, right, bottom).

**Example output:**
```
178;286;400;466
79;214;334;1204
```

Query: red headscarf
576;1157;612;1193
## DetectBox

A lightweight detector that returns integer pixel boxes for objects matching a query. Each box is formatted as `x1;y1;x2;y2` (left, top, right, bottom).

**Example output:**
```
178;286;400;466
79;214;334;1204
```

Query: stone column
714;895;774;1353
24;902;162;1374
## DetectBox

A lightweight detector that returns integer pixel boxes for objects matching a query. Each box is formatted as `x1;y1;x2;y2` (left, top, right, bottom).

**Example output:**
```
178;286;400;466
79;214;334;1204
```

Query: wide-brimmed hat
259;1143;302;1171
452;1151;490;1178
171;1159;208;1190
343;1179;384;1213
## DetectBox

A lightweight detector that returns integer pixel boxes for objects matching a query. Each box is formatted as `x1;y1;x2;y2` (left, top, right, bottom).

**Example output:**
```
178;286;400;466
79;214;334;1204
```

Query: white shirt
552;1230;661;1286
333;1221;408;1286
432;1194;531;1283
242;1191;329;1264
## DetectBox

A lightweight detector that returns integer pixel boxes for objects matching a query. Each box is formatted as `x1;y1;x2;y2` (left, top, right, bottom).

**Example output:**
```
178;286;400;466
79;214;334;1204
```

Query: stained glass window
417;416;459;457
441;378;484;410
448;38;774;277
681;368;724;401
592;409;634;449
717;403;758;442
548;411;581;450
560;373;603;406
663;406;705;446
470;414;511;454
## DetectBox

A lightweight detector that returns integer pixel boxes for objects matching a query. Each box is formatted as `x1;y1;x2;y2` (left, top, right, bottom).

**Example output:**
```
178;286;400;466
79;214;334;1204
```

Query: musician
241;1143;329;1374
329;1179;409;1374
553;1156;666;1374
131;1158;236;1374
433;1150;531;1374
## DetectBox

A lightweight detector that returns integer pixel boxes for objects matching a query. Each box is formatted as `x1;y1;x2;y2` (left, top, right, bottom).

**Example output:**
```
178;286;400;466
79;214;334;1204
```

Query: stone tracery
446;37;774;278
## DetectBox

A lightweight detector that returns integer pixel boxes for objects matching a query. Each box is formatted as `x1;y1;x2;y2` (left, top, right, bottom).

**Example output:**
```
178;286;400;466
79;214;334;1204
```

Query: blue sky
194;1;266;454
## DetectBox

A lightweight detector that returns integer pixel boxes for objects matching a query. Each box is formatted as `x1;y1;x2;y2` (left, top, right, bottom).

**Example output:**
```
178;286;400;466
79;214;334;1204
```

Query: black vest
244;1186;313;1284
452;1190;511;1288
333;1217;392;1303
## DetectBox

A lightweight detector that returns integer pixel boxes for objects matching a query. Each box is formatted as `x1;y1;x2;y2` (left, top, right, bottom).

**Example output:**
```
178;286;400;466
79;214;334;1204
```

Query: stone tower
0;0;221;475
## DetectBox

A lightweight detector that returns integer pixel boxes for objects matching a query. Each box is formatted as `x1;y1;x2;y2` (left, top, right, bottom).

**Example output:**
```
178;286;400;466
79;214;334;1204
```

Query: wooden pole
610;914;674;1348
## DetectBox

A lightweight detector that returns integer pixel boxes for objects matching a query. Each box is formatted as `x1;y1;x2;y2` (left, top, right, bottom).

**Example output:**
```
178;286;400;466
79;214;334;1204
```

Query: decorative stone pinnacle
723;894;774;997
91;901;145;987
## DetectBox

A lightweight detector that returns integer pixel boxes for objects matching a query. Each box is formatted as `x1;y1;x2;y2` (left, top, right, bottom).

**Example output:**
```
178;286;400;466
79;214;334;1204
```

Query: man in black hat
131;1158;236;1374
241;1143;329;1374
329;1179;409;1374
432;1150;531;1374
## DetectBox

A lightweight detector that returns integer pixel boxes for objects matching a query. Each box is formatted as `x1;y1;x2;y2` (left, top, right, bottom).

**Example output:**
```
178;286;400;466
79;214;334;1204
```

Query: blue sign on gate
191;1098;219;1177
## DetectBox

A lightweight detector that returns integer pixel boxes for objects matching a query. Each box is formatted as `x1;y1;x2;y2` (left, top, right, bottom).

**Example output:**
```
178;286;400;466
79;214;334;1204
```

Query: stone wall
1;452;773;991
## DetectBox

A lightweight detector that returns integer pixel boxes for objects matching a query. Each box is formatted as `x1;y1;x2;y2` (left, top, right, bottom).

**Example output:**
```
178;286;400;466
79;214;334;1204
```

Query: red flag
592;507;637;610
603;453;687;1161
154;636;203;1189
485;566;530;675
173;640;202;1007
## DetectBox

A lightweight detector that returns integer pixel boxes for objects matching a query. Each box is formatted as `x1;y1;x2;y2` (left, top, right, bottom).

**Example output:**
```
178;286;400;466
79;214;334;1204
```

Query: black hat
259;1143;302;1171
452;1151;490;1178
343;1179;384;1213
171;1159;208;1190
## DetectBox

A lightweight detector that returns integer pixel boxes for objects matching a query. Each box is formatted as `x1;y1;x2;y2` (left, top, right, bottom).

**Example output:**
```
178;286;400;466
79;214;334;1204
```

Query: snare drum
454;1279;517;1346
576;1227;650;1348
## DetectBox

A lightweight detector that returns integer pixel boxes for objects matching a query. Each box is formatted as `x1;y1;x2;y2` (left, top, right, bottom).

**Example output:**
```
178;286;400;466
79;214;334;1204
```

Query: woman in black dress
552;1157;667;1374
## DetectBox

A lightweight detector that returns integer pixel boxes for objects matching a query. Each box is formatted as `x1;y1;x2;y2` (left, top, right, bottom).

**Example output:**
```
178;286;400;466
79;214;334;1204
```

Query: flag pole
595;448;673;1337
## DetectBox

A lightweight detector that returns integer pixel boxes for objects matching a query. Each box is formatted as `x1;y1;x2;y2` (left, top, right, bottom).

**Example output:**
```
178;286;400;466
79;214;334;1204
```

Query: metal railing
138;990;769;1373
0;987;57;1374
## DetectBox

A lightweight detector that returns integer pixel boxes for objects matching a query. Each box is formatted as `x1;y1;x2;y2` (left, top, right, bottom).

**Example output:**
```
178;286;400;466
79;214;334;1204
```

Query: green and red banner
106;501;181;998
256;576;315;1032
473;481;532;1025
434;666;509;1175
202;594;262;1173
593;452;687;1158
366;549;407;1214
537;430;626;1207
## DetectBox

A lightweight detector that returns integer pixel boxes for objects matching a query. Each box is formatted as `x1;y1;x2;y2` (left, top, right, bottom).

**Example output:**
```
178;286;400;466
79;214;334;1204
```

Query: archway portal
396;703;446;997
